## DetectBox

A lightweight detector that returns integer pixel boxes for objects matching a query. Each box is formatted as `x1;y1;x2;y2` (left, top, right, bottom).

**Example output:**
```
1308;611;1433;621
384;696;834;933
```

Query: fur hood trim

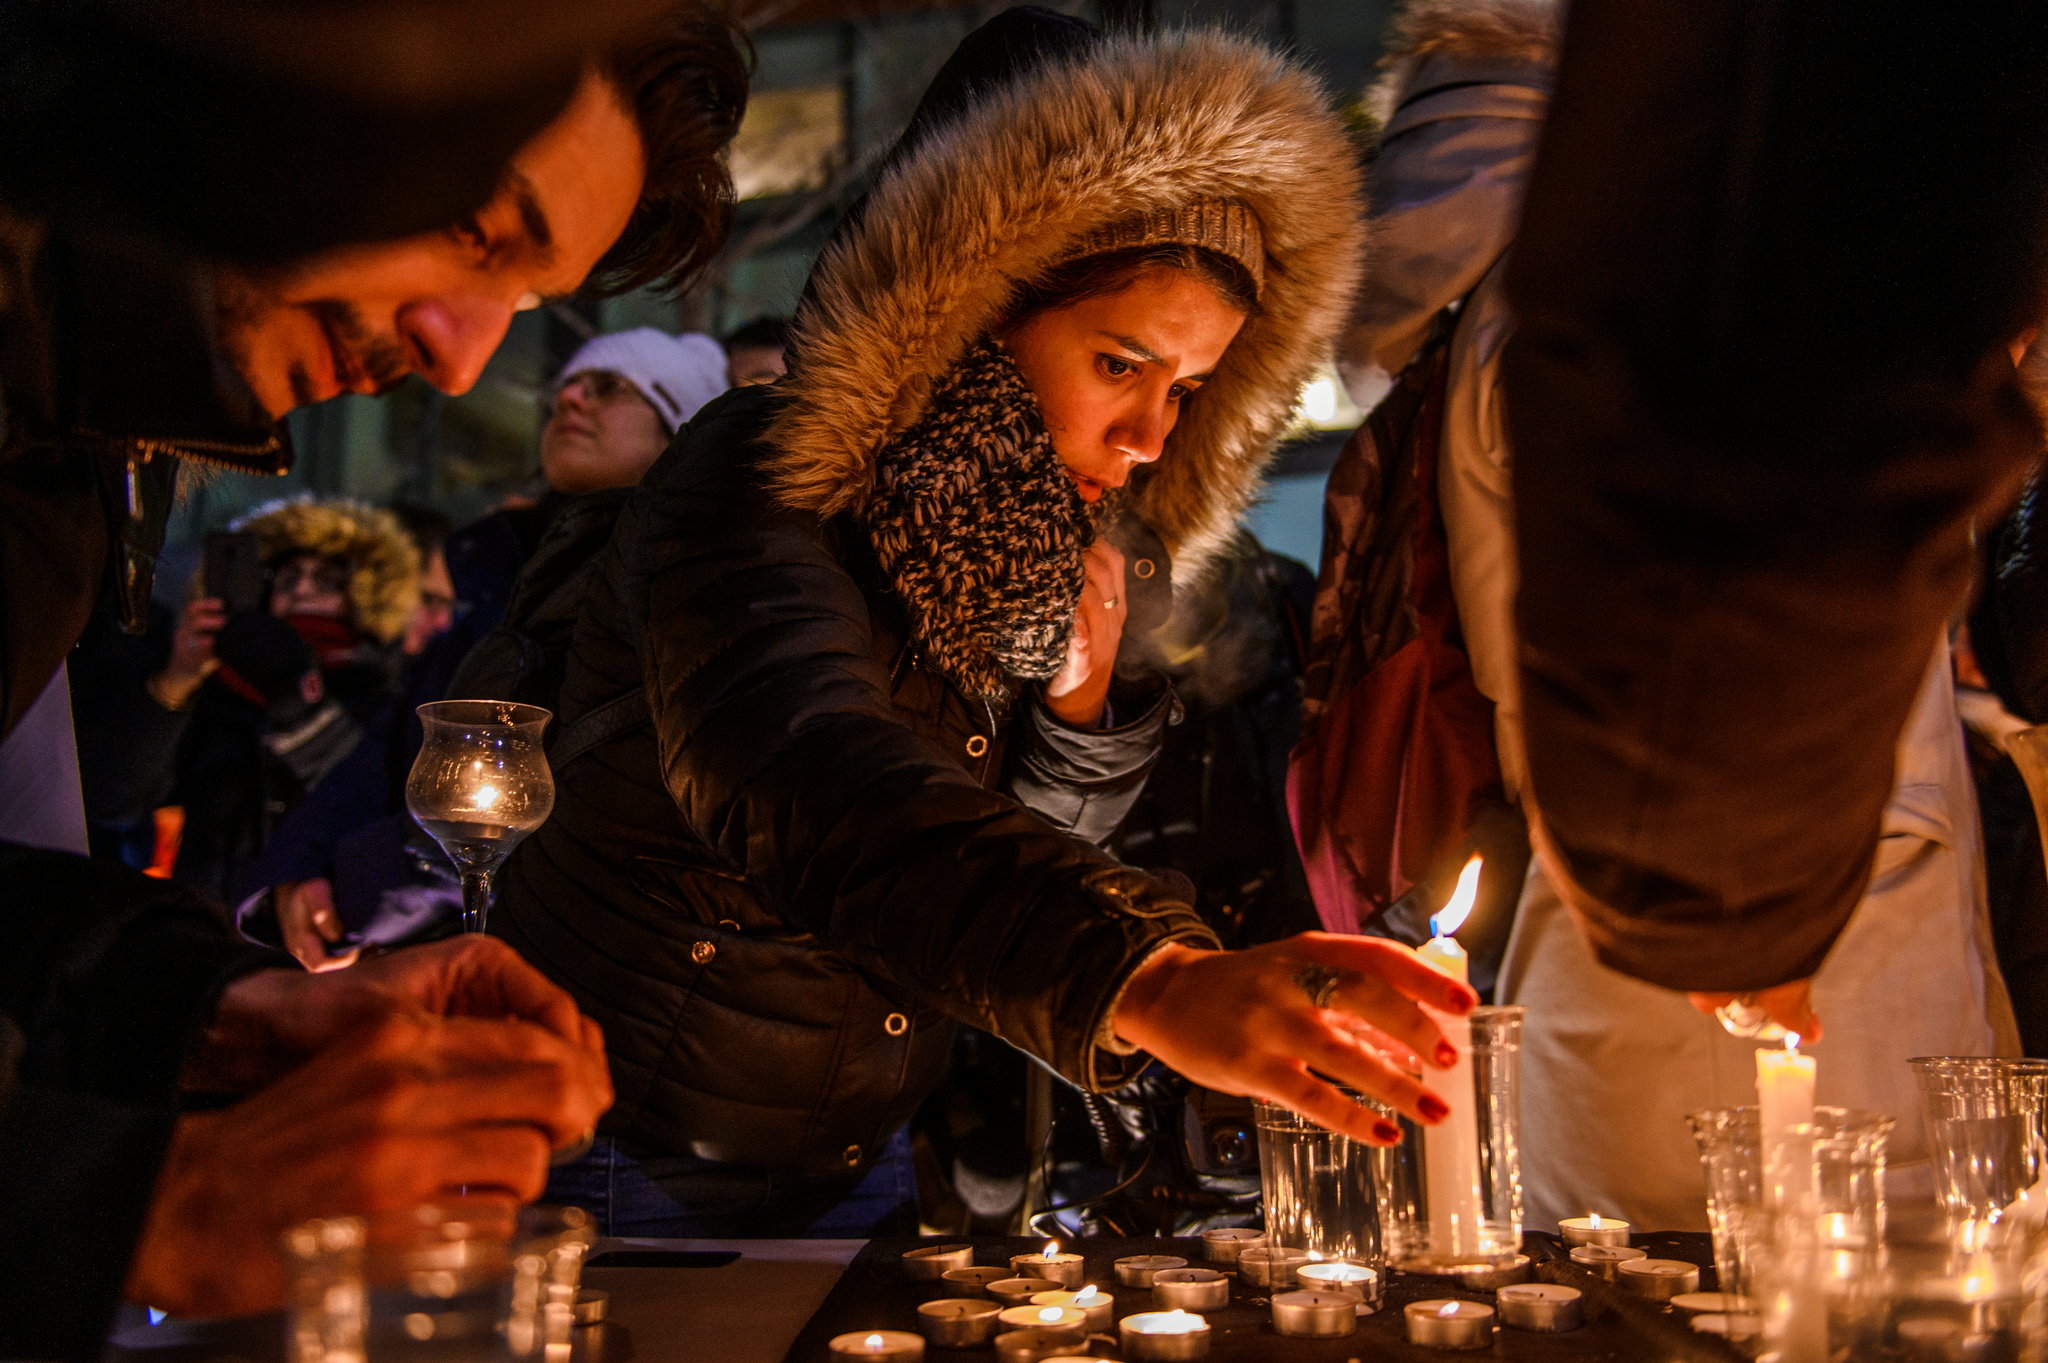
1369;0;1562;121
768;30;1366;586
233;496;420;643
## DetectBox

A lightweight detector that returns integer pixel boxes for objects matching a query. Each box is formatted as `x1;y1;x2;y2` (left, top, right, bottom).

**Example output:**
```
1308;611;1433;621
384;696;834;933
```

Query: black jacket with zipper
494;385;1217;1183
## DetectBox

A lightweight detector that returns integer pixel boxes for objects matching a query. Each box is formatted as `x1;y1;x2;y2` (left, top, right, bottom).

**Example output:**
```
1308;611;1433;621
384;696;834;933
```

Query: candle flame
1078;1286;1100;1302
863;1335;884;1349
1043;1240;1059;1257
1039;1307;1064;1323
1587;1212;1602;1227
473;783;502;810
1432;855;1482;938
1785;1032;1802;1054
1438;1301;1460;1318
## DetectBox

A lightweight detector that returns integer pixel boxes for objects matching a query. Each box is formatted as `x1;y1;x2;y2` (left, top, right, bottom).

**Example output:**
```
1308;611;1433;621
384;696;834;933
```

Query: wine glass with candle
407;700;554;934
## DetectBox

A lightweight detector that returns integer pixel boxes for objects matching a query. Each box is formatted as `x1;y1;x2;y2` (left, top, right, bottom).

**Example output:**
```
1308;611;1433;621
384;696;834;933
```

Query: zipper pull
126;447;144;521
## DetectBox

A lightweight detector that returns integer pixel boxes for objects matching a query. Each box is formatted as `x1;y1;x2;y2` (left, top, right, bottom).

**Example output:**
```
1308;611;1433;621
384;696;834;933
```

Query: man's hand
1112;935;1480;1147
147;597;225;711
276;879;358;972
128;1011;610;1317
188;935;602;1093
1688;978;1822;1042
1045;541;1128;728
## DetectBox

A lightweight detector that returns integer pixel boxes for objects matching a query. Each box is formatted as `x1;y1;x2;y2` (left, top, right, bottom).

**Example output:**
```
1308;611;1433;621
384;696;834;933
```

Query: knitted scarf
865;334;1110;707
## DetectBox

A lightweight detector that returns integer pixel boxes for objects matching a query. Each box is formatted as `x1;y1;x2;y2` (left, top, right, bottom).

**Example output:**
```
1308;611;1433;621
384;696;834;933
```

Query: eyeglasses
270;557;351;597
547;369;651;415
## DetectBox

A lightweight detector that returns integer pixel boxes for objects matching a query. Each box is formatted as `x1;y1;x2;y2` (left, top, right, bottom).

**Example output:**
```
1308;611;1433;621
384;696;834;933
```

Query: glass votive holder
1254;1089;1387;1281
1910;1057;2048;1238
285;1200;593;1363
1377;1006;1526;1273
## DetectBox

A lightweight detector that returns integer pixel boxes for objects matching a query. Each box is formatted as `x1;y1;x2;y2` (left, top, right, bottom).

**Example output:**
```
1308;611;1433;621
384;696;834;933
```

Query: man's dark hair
588;5;752;298
722;316;790;353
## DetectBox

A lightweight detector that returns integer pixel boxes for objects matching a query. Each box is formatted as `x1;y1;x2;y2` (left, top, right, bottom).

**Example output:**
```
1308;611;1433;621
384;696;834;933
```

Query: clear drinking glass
1375;1005;1525;1273
285;1201;593;1363
1688;1105;1895;1358
1910;1057;2048;1237
406;701;554;934
1253;1090;1388;1306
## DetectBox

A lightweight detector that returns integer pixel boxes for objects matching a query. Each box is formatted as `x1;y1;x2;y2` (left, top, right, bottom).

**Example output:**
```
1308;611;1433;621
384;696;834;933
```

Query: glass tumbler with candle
1376;1004;1526;1272
407;701;554;935
1252;1089;1388;1304
286;1200;592;1363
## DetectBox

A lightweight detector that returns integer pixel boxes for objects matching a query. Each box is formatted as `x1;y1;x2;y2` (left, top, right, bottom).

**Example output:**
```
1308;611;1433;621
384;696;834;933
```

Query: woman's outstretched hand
1111;933;1479;1145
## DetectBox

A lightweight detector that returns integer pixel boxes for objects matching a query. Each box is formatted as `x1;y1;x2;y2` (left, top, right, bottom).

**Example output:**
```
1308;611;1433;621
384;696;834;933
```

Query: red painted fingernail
1454;987;1479;1013
1436;1042;1459;1068
1374;1120;1402;1143
1419;1094;1450;1123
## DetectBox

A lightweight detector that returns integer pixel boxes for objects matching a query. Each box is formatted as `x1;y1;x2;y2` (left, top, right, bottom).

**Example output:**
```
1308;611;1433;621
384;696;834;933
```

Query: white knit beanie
556;327;728;433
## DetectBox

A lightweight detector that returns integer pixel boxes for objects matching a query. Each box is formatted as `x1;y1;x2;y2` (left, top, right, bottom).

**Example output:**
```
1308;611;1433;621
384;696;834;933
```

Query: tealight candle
915;1300;1000;1349
1152;1268;1231;1312
996;1305;1085;1334
1670;1292;1752;1314
1270;1289;1358;1339
903;1245;976;1280
1114;1254;1188;1288
1497;1283;1582;1333
988;1278;1056;1307
990;1325;1090;1363
1616;1258;1701;1301
1236;1245;1311;1287
1201;1228;1264;1265
1011;1241;1086;1288
941;1267;1010;1298
1568;1244;1646;1280
1294;1260;1379;1306
1030;1285;1114;1330
1404;1299;1494;1351
829;1330;927;1361
1558;1213;1630;1247
1118;1309;1212;1361
1454;1254;1531;1289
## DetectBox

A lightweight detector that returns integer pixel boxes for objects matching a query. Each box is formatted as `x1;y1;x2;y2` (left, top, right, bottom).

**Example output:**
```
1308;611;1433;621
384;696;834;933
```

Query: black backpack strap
548;689;650;772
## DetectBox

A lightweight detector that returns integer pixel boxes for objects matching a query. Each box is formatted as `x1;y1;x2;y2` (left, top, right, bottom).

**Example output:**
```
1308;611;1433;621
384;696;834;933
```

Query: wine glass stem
461;869;494;935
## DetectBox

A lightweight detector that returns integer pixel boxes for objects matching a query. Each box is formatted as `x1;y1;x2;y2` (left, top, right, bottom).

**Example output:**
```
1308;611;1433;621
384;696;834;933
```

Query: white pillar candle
996;1305;1086;1334
1011;1241;1086;1288
829;1330;926;1361
1117;1310;1211;1361
1403;1299;1494;1351
1756;1032;1827;1363
1497;1283;1582;1332
1417;856;1487;1260
1030;1285;1114;1331
915;1300;1000;1349
1558;1214;1630;1247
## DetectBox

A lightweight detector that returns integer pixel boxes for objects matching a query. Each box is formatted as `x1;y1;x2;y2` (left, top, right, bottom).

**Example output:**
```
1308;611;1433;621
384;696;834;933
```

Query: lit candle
828;1330;926;1361
1294;1260;1378;1304
915;1300;1000;1349
996;1305;1086;1334
1270;1289;1358;1339
1151;1269;1230;1312
1416;857;1486;1261
1558;1213;1630;1248
1030;1285;1114;1331
1403;1299;1494;1351
1756;1031;1826;1363
1117;1310;1211;1361
1011;1240;1086;1288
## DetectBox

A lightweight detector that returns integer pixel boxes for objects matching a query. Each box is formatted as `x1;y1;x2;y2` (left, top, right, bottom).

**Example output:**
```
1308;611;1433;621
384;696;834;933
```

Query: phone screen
203;530;265;615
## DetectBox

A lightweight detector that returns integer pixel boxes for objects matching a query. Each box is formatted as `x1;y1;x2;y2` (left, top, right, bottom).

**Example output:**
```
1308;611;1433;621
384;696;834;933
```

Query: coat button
843;1144;863;1167
884;1012;909;1036
965;735;989;758
691;940;716;965
1133;557;1158;579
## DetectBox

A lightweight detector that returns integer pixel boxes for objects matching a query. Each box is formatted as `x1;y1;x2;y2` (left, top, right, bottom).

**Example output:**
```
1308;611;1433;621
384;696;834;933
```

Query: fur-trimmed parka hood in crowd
231;496;420;643
767;26;1368;587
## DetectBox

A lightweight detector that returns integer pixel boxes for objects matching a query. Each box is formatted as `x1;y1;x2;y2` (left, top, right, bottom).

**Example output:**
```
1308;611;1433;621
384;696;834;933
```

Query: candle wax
1417;932;1485;1259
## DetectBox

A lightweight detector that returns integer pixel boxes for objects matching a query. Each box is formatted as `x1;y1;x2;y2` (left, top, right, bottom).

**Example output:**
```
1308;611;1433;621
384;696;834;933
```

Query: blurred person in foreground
0;5;747;1352
246;327;729;969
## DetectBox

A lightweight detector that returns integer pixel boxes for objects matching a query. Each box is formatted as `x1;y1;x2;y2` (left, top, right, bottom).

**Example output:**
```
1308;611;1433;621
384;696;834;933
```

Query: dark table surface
781;1232;1745;1362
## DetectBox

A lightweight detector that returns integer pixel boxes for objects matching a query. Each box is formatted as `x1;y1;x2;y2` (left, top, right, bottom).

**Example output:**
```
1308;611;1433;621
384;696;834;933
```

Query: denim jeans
545;1128;917;1239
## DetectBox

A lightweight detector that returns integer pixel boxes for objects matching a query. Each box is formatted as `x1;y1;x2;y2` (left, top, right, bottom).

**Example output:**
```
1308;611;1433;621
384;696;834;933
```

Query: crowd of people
5;0;2048;1354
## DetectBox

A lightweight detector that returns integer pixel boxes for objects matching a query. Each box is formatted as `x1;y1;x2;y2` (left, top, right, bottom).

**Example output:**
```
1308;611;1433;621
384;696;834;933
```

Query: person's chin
1066;470;1108;503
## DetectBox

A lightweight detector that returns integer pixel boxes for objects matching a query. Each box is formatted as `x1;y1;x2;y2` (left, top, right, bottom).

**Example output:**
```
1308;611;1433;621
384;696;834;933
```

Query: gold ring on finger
1292;963;1358;1011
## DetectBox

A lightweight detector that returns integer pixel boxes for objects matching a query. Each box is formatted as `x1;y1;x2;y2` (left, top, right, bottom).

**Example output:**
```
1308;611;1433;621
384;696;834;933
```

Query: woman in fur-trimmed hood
496;9;1476;1238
